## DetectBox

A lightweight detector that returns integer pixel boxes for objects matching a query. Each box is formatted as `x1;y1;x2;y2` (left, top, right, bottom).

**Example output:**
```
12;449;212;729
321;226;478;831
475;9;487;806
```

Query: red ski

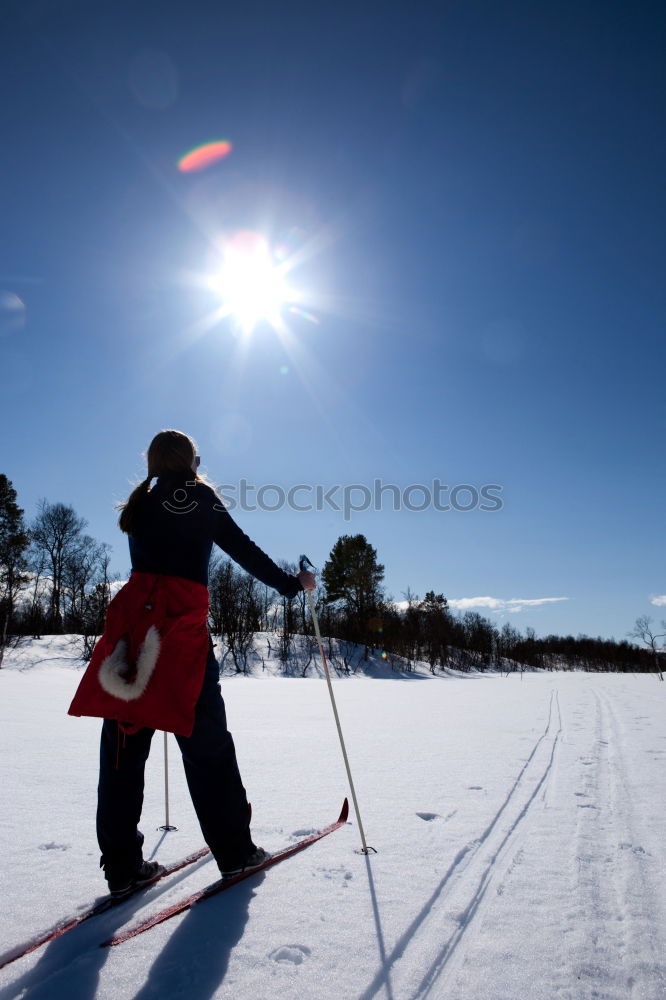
0;843;210;971
103;799;349;947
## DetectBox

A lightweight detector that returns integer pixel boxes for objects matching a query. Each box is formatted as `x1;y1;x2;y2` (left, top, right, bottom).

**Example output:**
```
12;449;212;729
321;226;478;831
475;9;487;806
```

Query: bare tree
25;547;49;638
278;592;295;669
63;538;112;631
79;544;114;658
255;581;278;632
299;631;320;677
629;616;665;681
497;622;523;676
30;501;87;631
208;557;260;673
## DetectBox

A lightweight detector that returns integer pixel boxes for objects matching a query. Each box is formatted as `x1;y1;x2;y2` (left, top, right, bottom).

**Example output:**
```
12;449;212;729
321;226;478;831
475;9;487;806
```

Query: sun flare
208;231;290;334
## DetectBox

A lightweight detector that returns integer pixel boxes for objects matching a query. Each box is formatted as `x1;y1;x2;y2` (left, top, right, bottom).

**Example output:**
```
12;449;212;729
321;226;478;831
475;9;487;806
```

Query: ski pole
299;555;376;854
159;732;177;832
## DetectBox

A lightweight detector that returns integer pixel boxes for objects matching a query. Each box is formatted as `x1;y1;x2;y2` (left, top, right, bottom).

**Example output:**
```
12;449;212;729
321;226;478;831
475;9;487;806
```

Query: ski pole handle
298;554;317;591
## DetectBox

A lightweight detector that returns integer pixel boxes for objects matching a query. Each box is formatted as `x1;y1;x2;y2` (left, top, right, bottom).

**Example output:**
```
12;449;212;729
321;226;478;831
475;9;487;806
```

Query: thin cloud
650;595;666;607
393;596;569;614
448;596;569;614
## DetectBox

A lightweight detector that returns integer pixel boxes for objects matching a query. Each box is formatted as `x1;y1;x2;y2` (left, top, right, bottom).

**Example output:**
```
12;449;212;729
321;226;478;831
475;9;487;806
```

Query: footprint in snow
416;812;441;822
317;866;353;882
619;843;650;857
39;842;71;851
468;786;484;791
269;945;311;965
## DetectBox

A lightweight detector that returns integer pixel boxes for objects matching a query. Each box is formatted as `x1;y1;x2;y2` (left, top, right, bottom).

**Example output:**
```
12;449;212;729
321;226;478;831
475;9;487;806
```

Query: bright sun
209;231;290;334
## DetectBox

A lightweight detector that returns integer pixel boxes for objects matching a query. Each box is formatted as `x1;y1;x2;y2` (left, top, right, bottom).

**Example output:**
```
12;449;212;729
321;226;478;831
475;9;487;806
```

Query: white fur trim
98;627;161;702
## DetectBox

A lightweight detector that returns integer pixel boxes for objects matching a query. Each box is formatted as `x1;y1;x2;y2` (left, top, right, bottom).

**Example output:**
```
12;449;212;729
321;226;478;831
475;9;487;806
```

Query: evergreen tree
322;534;384;652
0;474;30;655
421;591;451;673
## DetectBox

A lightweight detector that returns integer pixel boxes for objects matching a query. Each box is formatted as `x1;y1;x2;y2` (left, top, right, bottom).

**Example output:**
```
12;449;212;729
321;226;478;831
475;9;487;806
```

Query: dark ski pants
96;647;254;883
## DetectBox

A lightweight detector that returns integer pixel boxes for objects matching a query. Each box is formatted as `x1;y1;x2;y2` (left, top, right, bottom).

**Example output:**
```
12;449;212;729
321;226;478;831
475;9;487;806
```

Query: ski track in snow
365;682;666;1000
359;689;563;1000
567;688;666;999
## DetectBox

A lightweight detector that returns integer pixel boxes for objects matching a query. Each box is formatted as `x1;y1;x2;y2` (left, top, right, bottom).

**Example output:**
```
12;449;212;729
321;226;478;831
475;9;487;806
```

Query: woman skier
69;428;316;896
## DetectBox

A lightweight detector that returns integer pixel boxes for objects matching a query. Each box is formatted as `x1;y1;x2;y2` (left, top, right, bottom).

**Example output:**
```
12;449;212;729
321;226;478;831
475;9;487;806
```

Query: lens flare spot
178;140;232;173
279;365;289;375
289;305;320;325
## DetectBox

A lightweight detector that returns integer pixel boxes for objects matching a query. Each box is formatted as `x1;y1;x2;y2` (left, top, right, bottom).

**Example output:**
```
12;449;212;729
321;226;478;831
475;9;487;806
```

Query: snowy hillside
1;638;664;999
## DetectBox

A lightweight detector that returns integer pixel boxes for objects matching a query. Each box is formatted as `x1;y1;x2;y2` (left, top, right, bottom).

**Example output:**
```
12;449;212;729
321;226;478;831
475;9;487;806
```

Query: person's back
129;472;301;596
128;474;214;585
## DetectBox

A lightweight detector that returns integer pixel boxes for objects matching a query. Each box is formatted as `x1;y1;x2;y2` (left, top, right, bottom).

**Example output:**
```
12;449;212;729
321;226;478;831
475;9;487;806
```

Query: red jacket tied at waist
68;572;210;737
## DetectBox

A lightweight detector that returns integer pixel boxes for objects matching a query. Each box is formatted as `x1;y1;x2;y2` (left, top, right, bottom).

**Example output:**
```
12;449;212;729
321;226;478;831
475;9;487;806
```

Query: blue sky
1;0;664;641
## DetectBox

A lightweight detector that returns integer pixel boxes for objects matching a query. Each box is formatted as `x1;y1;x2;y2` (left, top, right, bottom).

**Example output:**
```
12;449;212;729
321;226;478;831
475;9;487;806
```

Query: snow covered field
1;638;665;1000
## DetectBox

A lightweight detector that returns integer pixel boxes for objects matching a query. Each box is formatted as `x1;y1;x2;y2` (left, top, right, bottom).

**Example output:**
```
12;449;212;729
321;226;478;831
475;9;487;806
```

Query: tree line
311;534;663;677
1;474;663;676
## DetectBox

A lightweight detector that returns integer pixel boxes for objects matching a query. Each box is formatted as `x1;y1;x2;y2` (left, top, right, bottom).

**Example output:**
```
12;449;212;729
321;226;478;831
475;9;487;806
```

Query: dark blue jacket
128;475;302;599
